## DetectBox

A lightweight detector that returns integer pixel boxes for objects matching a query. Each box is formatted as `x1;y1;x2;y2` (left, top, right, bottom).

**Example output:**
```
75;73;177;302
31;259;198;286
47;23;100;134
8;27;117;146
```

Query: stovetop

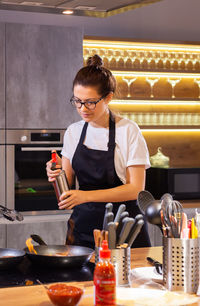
0;256;94;288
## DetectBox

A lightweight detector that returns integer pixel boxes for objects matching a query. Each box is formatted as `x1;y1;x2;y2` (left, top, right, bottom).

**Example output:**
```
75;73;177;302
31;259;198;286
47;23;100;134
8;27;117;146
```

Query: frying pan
0;248;25;270
24;235;94;268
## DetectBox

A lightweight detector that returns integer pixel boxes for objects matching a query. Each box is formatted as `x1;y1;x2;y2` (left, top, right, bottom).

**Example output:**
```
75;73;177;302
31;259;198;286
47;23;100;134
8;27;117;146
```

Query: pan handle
30;234;47;245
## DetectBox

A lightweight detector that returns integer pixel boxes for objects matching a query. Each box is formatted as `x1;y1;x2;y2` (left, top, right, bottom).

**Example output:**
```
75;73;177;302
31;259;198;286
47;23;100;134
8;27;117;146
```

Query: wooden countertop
0;246;199;306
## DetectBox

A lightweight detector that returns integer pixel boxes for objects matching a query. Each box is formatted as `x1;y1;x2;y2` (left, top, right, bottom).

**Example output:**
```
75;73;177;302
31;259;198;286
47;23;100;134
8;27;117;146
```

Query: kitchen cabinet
6;23;82;129
6;216;69;249
0;224;6;248
0;23;5;129
0;143;5;206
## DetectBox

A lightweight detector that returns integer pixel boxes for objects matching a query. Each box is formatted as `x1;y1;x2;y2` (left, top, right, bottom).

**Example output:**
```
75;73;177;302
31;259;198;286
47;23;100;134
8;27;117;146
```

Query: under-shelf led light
142;129;200;132
62;10;73;15
109;100;200;114
112;71;200;78
110;100;200;106
83;40;200;52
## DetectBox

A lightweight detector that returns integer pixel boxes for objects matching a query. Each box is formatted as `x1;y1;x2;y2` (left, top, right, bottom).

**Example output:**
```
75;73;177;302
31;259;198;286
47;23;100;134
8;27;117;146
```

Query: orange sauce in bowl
47;283;83;306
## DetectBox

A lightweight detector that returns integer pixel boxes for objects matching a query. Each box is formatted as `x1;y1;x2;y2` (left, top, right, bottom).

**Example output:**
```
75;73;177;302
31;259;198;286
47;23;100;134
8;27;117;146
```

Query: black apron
66;112;151;249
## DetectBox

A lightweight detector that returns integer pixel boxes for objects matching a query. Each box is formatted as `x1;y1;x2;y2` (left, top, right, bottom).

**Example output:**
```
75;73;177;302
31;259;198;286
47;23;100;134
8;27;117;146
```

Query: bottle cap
99;240;111;259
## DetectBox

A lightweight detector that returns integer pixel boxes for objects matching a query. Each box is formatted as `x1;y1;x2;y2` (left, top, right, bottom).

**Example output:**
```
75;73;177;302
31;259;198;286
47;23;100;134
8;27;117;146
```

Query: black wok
24;244;94;268
0;248;25;270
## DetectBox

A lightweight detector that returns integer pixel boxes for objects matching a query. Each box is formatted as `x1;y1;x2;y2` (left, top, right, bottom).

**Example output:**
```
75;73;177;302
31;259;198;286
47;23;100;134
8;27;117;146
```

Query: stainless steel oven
0;130;5;206
6;129;66;215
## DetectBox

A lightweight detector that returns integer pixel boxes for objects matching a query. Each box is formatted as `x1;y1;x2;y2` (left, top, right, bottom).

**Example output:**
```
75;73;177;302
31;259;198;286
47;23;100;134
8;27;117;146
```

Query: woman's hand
58;190;88;210
46;159;61;182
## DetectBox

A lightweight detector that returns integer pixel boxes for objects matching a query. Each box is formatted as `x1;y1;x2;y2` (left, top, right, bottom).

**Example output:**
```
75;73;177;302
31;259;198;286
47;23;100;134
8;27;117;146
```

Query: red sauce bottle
94;240;116;306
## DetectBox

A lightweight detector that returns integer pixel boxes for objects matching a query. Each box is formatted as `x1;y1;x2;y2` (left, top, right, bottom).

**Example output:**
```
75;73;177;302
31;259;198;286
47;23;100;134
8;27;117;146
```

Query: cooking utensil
145;200;162;231
30;234;47;246
0;247;25;270
126;219;144;247
160;193;173;205
116;211;129;240
93;229;101;247
137;190;155;215
146;256;162;275
102;203;113;230
138;191;176;235
53;170;70;202
107;222;117;249
161;199;173;238
105;203;113;213
168;200;183;238
180;212;188;238
103;212;114;231
51;150;58;169
0;205;24;222
24;245;94;268
135;214;143;222
36;279;49;290
113;204;126;223
25;235;94;268
117;217;135;245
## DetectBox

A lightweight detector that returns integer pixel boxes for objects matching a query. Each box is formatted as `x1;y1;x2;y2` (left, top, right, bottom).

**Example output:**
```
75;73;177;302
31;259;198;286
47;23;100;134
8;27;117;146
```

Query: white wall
0;0;199;42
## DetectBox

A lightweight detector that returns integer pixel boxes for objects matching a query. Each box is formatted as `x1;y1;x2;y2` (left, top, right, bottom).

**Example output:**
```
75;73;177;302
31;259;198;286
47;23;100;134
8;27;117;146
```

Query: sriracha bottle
94;240;116;306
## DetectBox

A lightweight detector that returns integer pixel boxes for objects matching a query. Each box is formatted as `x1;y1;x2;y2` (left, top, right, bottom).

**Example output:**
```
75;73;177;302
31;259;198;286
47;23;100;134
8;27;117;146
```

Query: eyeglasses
70;95;105;110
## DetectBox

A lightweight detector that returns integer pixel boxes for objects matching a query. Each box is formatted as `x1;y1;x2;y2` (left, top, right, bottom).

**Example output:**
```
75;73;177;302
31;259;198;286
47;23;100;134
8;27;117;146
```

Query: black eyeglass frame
70;94;107;110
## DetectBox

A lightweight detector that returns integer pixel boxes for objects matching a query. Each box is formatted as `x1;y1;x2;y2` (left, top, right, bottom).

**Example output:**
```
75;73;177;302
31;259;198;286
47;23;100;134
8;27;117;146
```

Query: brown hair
73;54;116;96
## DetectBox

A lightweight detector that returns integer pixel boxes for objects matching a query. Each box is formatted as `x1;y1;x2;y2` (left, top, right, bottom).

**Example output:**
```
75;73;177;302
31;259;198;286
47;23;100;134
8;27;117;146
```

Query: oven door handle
21;147;63;151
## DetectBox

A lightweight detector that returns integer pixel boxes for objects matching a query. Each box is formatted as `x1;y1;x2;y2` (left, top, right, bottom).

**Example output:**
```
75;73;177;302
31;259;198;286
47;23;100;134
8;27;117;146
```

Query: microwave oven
145;167;200;200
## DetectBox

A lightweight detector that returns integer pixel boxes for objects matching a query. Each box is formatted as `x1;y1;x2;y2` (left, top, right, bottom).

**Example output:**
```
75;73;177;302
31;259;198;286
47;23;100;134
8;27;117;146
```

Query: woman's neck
89;110;110;128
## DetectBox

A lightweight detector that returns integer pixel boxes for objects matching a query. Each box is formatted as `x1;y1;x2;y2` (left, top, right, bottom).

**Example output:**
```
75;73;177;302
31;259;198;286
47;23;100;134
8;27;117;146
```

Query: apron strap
79;121;88;145
107;111;117;186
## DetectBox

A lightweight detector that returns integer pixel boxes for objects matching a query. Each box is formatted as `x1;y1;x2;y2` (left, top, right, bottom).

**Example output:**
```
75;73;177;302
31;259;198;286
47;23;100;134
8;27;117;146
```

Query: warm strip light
83;40;200;52
109;100;200;113
62;10;73;15
110;100;200;106
142;129;200;132
112;71;200;78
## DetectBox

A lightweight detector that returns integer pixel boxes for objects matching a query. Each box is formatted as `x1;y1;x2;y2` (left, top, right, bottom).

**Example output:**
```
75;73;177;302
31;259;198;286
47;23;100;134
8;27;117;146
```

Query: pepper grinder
51;150;70;202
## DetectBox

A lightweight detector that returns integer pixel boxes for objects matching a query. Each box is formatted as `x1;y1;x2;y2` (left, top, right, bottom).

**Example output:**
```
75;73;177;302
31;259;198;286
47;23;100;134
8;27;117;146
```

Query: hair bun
87;54;103;68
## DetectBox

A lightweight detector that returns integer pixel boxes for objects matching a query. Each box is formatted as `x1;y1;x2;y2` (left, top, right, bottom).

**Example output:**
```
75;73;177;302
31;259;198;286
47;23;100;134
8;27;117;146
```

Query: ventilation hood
0;0;163;17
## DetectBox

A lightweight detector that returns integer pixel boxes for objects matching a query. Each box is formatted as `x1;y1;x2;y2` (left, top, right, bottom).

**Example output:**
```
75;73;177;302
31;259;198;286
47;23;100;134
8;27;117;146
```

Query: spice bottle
51;150;70;202
94;240;116;306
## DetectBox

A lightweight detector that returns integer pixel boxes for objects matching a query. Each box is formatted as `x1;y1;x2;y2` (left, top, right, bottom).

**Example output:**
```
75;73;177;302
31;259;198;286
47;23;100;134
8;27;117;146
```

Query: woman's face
73;85;112;126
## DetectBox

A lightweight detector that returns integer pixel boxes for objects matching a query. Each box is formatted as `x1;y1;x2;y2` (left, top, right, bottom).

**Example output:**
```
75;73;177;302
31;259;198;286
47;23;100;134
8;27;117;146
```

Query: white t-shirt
61;117;150;184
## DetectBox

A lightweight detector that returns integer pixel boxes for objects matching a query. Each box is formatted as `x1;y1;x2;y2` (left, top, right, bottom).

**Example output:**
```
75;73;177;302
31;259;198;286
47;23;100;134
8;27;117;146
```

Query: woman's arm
58;165;145;209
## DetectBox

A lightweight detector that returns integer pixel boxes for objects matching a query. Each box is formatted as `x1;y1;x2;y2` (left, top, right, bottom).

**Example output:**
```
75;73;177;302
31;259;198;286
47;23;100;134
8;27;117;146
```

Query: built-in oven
6;129;66;215
0;130;5;206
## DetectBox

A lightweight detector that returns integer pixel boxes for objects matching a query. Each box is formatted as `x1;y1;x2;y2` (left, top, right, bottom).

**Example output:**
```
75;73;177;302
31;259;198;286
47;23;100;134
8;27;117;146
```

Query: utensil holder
95;247;131;286
163;237;200;293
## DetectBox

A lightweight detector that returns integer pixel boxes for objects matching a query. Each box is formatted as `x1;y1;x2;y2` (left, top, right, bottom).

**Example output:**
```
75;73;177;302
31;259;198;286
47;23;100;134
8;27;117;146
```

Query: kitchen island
0;246;199;305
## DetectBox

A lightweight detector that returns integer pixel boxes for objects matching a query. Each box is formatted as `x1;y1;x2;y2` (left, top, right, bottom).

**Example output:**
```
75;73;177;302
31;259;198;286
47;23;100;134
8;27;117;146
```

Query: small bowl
47;283;83;306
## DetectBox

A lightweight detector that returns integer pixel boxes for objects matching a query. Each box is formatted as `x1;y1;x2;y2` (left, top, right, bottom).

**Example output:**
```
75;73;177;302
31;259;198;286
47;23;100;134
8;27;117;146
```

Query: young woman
46;55;151;249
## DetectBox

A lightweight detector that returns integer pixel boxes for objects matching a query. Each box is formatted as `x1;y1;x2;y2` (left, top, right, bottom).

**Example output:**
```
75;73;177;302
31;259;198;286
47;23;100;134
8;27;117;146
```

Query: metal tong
0;205;24;222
